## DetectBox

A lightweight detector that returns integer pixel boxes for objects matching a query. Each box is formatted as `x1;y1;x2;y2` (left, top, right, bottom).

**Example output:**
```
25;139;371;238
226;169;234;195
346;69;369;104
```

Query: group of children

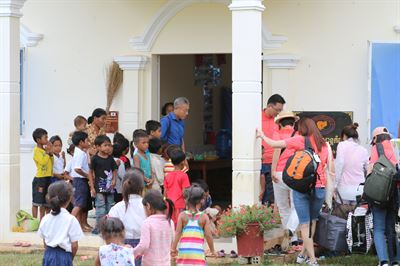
32;112;217;265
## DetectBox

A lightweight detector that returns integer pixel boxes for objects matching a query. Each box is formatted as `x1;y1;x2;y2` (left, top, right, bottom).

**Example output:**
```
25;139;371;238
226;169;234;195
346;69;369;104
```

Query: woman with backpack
333;123;369;219
257;117;333;266
368;127;399;266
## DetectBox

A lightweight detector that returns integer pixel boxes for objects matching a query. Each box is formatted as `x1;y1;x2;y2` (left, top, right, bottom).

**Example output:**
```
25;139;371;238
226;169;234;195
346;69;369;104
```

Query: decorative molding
20;138;35;153
262;26;287;50
229;0;265;12
0;0;26;18
263;54;301;69
20;24;44;47
114;55;148;70
130;0;287;51
394;25;400;34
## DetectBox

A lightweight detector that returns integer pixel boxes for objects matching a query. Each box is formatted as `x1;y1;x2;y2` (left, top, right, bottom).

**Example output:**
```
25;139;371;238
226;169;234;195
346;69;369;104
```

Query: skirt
43;246;72;266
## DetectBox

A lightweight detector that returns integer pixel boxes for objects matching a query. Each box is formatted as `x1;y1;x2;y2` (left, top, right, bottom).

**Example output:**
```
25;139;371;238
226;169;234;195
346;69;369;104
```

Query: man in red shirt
260;94;286;206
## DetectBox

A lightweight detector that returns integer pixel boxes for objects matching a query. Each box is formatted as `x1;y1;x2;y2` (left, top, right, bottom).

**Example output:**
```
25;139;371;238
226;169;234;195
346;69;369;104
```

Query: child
88;135;118;234
149;138;165;192
171;185;216;264
145;120;162;139
64;144;75;182
115;136;132;170
192;180;221;237
109;169;147;266
50;135;65;183
70;131;91;231
32;128;54;220
112;143;126;203
133;189;175;266
163;145;188;177
133;130;154;189
68;115;88;145
38;181;84;265
95;217;135;266
163;149;191;226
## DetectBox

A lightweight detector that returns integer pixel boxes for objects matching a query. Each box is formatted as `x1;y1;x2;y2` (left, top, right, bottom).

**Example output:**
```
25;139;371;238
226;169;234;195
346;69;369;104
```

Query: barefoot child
38;181;84;265
109;168;146;266
95;217;135;266
32;128;53;220
70;131;91;231
172;185;216;265
133;189;175;266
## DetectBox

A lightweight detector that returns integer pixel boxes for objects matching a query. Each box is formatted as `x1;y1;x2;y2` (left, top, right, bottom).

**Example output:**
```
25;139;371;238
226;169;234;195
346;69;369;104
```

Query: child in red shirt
164;148;190;226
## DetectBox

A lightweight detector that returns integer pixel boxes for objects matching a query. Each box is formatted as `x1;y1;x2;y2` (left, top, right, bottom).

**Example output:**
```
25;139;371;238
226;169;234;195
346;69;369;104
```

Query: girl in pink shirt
133;189;175;266
258;117;331;266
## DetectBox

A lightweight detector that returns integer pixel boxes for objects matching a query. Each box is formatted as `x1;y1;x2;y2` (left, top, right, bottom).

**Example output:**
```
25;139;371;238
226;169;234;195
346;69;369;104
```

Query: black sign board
294;111;353;157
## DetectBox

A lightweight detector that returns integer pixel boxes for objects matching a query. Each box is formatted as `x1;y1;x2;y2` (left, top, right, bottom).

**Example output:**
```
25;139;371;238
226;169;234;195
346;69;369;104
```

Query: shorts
293;188;325;225
73;178;89;209
32;177;51;206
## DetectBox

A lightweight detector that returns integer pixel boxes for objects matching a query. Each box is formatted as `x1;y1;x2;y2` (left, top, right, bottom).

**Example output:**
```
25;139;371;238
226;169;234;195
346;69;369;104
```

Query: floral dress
99;243;135;266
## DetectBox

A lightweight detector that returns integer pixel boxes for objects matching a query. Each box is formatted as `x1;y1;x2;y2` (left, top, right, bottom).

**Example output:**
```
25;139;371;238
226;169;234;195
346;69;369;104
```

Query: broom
105;61;123;113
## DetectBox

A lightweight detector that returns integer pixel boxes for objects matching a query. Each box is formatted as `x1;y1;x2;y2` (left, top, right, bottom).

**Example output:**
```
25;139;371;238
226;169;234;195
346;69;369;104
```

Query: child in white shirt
109;168;146;266
148;138;165;192
38;181;84;265
50;135;66;183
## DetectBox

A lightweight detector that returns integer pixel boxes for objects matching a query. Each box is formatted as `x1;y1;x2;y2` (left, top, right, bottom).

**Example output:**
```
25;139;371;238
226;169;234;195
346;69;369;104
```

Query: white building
1;0;399;245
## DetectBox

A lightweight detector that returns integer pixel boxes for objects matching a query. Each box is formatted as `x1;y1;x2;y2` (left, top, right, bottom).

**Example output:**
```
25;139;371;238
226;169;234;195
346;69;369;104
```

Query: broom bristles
106;61;123;112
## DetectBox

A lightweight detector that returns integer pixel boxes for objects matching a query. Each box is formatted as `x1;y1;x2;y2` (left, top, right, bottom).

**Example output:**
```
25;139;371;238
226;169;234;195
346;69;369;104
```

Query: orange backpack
282;137;319;193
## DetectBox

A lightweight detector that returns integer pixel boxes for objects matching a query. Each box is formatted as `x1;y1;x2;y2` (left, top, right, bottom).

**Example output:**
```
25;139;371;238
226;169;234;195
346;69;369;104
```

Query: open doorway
159;54;232;207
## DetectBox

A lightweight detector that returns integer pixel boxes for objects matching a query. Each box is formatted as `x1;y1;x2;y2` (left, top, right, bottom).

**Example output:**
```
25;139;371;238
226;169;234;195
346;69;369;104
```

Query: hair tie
163;196;166;201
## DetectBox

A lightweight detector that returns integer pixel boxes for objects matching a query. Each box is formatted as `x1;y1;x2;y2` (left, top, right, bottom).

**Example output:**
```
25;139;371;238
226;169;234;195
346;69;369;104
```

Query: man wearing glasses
259;94;286;206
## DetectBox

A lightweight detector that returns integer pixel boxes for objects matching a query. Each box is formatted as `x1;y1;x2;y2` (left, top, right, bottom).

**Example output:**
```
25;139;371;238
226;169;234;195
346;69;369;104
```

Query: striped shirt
176;211;206;266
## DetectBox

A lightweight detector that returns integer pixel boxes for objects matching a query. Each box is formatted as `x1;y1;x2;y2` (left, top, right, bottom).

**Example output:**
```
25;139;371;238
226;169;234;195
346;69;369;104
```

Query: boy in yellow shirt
32;128;54;220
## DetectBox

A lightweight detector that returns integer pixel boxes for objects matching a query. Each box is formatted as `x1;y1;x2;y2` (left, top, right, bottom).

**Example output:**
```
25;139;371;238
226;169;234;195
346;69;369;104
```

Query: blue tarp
371;43;400;137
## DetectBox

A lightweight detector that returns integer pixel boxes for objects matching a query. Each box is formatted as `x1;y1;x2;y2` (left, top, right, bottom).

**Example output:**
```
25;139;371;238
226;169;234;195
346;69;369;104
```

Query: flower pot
236;223;264;257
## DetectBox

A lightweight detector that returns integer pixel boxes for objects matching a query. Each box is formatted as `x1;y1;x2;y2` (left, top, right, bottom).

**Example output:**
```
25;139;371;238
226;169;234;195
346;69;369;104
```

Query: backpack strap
304;137;313;150
376;143;385;158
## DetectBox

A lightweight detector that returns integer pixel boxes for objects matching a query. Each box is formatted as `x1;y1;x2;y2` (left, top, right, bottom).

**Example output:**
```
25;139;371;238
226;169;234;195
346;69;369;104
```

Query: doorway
159;54;232;206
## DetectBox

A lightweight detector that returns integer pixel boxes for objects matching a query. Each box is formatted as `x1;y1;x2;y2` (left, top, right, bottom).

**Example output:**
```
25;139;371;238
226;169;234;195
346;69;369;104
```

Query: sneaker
306;260;319;266
296;254;308;264
391;262;399;266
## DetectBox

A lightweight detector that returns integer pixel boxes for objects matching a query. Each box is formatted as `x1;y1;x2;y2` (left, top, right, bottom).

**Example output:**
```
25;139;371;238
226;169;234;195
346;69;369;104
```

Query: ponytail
49;195;61;215
164;197;175;222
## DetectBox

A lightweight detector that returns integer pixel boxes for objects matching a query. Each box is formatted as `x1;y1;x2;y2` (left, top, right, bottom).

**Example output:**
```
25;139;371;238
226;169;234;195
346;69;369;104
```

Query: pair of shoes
230;250;238;258
91;228;99;235
216;250;225;258
296;254;308;264
264;245;282;256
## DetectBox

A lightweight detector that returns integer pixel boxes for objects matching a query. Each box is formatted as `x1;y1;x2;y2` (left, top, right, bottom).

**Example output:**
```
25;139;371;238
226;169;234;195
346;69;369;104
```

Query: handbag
314;208;348;252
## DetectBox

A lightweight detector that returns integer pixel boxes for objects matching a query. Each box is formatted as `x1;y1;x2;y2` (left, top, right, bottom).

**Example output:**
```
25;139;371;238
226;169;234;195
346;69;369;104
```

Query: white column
229;0;265;206
114;55;148;138
0;0;25;239
263;54;301;109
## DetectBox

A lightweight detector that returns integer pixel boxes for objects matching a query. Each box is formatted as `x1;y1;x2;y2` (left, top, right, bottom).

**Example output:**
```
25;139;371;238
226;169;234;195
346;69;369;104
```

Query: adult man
160;97;190;151
260;94;286;206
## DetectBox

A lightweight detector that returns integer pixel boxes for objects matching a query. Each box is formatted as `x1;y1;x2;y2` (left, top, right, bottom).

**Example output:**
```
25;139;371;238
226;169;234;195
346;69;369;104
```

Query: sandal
13;241;22;247
217;250;225;258
21;242;31;247
230;250;238;258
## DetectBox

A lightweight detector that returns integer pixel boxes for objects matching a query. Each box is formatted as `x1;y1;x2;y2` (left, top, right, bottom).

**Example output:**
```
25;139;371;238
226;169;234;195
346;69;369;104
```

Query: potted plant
218;204;281;257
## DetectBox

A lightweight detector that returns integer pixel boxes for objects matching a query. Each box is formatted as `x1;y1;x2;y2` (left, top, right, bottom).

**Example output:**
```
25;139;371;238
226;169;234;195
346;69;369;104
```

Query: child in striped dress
172;185;216;265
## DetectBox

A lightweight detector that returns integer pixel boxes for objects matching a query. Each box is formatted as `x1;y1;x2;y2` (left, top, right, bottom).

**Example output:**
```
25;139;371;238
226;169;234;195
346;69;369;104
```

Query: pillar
0;0;25;238
229;0;265;206
114;55;148;138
